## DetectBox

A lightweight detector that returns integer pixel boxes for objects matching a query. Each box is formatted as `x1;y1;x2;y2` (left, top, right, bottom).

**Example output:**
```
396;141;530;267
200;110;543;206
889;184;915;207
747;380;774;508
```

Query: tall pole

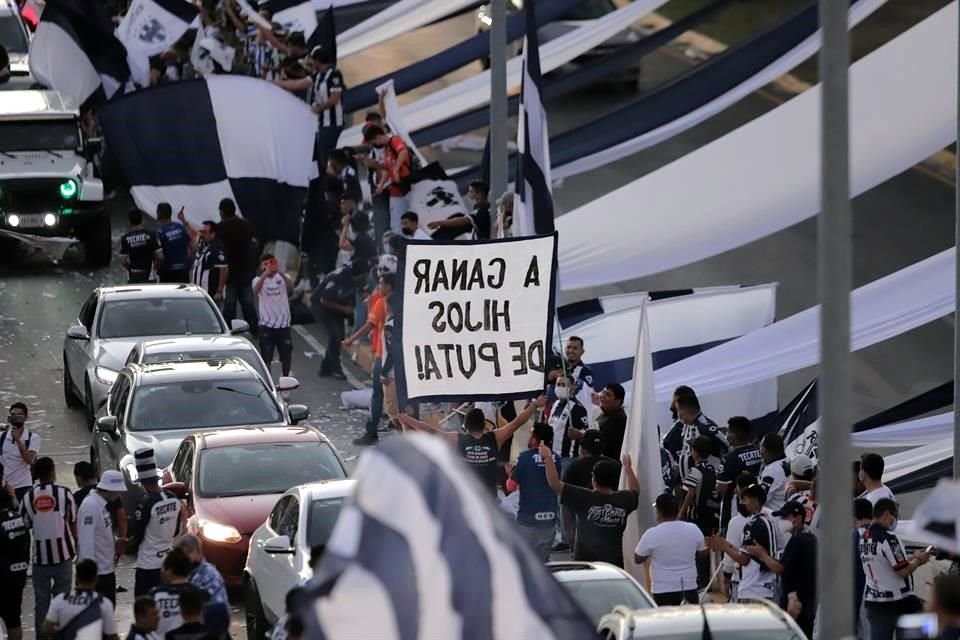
489;0;508;202
954;0;960;480
817;0;854;638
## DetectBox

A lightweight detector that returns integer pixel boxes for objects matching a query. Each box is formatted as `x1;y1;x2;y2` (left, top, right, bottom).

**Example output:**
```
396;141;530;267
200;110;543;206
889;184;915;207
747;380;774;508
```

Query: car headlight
200;520;242;544
94;366;118;386
59;179;78;200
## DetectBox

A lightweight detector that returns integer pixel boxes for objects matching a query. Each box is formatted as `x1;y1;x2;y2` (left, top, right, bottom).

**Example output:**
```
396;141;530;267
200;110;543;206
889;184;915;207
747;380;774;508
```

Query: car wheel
84;377;95;431
245;578;270;640
63;354;83;408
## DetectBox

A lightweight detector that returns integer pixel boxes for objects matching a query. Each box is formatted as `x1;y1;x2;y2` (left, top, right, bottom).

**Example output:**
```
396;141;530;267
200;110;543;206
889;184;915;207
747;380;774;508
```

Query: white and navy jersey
738;511;780;600
131;489;181;570
150;583;204;636
758;457;790;512
76;491;116;575
45;589;117;636
190;240;228;296
21;483;77;565
662;414;728;479
253;273;291;328
683;461;720;530
859;523;916;604
312;66;345;127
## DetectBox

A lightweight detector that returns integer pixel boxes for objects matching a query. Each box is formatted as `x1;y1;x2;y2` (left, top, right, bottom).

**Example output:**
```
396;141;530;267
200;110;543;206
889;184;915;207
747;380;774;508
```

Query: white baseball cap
96;470;127;492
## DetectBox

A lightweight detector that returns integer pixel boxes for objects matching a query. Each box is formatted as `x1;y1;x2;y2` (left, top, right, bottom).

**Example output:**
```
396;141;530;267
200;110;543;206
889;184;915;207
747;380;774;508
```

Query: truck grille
0;178;67;214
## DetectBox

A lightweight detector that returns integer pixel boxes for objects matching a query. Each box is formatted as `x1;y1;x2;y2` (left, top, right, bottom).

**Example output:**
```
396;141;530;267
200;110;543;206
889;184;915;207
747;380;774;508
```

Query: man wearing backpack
363;125;412;233
42;558;119;640
1;402;40;502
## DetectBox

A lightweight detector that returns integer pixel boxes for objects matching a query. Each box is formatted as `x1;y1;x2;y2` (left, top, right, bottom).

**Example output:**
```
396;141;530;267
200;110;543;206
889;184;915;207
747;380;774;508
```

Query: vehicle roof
616;604;790;633
128;359;262;383
139;336;254;354
296;479;357;502
98;283;211;301
0;91;81;120
194;426;328;450
547;561;635;583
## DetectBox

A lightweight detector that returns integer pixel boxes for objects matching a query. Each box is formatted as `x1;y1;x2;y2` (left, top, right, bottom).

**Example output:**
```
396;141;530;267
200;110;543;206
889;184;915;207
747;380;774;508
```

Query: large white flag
620;300;663;584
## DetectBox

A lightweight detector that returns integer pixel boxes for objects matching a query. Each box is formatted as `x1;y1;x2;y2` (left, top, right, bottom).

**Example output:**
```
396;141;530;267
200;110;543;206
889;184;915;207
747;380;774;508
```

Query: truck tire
81;215;112;268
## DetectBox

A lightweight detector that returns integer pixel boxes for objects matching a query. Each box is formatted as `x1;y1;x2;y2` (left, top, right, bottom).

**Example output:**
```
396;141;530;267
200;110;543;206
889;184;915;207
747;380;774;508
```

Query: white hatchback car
244;479;355;640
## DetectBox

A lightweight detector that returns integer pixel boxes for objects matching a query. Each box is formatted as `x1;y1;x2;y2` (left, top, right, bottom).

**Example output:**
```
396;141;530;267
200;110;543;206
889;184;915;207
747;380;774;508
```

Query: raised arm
493;396;544;448
621;454;639;493
397;414;458;445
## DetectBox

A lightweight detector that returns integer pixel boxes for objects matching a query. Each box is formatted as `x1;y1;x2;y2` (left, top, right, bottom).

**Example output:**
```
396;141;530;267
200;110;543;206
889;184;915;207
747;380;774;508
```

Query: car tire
63;353;83;408
80;215;112;268
245;579;270;640
84;377;96;431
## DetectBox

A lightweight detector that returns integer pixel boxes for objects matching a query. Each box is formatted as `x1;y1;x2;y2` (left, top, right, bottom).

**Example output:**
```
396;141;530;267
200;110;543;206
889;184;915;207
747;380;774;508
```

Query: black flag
308;4;337;63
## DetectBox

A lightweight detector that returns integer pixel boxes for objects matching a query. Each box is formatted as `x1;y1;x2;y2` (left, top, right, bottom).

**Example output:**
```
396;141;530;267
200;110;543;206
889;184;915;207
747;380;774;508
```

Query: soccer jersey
758;457;790;512
20;482;76;565
859;523;916;605
739;511;780;600
131;489;181;570
149;582;203;636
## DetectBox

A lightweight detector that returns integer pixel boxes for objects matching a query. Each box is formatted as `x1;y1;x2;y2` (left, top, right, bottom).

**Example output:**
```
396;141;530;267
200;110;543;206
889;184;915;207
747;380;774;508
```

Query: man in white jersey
130;449;182;596
42;558;119;640
858;453;895;505
757;433;790;512
253;253;294;377
149;546;205;637
859;498;928;640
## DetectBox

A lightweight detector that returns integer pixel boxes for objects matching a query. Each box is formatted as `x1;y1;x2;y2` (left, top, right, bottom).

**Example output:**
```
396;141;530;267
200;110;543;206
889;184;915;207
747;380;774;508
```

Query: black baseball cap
773;501;806;519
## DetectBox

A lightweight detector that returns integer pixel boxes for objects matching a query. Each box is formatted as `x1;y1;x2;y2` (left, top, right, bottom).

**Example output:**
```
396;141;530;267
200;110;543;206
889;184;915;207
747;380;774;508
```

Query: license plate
11;214;45;228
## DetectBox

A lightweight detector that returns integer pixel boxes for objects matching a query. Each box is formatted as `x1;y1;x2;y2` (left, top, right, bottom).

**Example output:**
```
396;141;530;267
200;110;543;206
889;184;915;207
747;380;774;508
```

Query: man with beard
184;213;228;306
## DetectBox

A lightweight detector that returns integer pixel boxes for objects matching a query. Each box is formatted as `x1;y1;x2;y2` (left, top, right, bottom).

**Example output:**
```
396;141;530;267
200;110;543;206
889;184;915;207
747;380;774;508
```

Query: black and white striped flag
99;76;317;245
301;435;597;640
28;0;131;105
265;0;319;45
116;0;198;88
513;0;554;237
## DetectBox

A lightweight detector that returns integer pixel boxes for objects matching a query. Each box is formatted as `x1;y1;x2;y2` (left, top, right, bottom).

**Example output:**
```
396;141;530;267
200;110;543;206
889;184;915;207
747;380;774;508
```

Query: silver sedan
63;283;249;429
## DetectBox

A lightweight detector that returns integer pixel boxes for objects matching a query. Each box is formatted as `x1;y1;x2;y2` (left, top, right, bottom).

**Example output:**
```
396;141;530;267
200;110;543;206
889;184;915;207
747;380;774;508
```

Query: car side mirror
164;481;188;500
288;404;309;424
95;416;118;437
67;325;89;340
230;319;250;334
84;137;102;157
277;376;300;392
264;534;294;554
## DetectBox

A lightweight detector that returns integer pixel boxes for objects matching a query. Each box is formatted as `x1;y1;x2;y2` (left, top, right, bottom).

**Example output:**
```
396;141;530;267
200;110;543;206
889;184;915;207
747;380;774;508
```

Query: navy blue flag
308;4;337;62
300;434;598;639
513;0;554;237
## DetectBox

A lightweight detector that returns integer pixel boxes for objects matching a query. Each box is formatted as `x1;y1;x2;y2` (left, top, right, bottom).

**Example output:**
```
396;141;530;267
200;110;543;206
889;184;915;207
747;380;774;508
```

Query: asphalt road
4;3;955;635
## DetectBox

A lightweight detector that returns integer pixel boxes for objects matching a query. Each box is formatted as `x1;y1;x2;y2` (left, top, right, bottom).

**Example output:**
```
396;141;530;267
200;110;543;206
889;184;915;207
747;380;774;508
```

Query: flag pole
817;0;854;637
953;0;960;480
489;0;508;204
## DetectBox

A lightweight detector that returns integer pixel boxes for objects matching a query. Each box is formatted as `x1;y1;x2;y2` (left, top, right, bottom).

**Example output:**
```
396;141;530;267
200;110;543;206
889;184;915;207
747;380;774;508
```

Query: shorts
0;570;27;629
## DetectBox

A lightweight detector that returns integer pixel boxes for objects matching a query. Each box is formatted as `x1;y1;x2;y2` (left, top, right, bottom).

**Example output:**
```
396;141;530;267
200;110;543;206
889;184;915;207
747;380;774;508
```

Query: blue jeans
34;560;72;625
224;270;258;333
366;359;383;437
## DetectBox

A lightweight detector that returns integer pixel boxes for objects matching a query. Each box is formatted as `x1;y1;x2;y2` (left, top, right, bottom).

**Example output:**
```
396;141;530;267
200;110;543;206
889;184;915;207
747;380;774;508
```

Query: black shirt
779;529;818;616
120;229;160;274
457;432;499;497
562;455;617;488
560;486;638;567
0;505;29;573
217;217;257;274
166;621;210;640
717;443;763;526
597;408;627;460
471;202;491;239
127;625;155;640
349;232;376;277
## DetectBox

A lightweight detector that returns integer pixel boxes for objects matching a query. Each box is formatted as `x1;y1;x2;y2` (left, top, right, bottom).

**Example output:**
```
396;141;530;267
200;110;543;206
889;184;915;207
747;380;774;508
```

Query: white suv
0;90;110;265
243;479;355;640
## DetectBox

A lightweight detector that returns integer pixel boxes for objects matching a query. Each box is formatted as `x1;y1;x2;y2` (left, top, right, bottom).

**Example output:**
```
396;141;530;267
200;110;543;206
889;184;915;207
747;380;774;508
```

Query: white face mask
555;386;570;400
778;519;794;535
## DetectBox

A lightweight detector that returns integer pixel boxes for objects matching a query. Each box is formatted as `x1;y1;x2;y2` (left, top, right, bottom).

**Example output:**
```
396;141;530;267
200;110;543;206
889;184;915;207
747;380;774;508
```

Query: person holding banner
399;399;544;497
546;375;589;550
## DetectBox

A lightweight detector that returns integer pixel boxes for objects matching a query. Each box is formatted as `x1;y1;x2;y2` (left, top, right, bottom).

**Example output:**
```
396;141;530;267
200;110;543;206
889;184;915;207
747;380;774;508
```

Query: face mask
556;386;569;400
8;415;24;427
889;518;898;532
778;519;794;535
383;243;391;254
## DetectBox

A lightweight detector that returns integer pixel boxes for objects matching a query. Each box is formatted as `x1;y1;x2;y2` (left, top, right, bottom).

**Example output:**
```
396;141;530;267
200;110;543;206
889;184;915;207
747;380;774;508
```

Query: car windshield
560;578;653;626
98;298;223;339
198;442;345;497
307;497;345;548
0;121;80;153
129;378;283;431
509;0;614;20
143;350;269;384
0;15;28;53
